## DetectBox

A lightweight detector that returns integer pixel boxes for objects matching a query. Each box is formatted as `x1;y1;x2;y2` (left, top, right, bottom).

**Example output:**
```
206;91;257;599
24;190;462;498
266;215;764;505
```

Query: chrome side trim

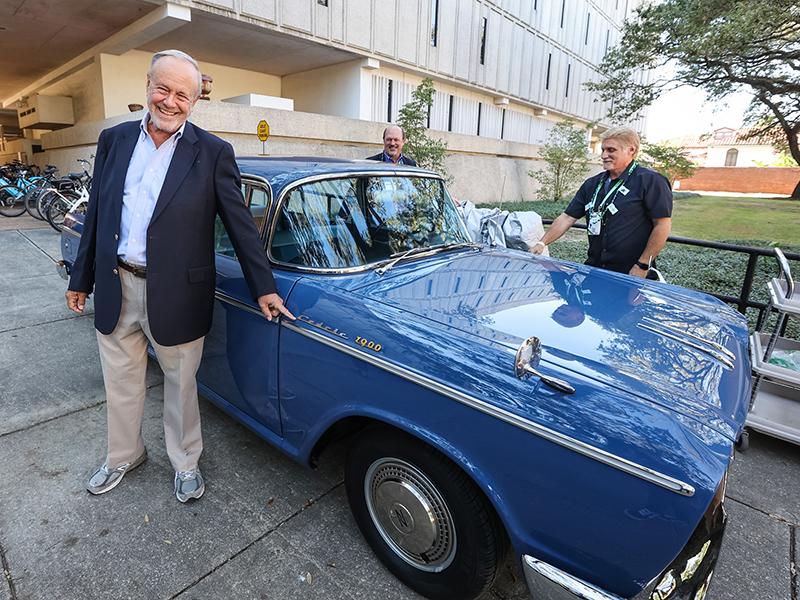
640;317;736;362
215;291;267;319
282;320;695;497
637;322;735;370
522;555;622;600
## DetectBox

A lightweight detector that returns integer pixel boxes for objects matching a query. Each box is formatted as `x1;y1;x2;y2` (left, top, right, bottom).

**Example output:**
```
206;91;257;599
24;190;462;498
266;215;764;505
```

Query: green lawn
670;195;800;245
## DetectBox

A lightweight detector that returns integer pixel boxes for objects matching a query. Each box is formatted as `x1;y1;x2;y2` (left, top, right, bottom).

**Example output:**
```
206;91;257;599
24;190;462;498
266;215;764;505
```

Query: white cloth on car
458;200;548;255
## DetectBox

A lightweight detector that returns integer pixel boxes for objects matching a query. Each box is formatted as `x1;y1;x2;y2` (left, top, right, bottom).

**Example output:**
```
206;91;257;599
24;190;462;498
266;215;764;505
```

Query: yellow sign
257;119;270;142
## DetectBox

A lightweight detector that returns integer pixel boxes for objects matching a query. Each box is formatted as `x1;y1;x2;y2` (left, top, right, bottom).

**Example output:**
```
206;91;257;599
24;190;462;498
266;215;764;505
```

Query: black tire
24;180;49;219
345;427;506;600
36;189;59;220
0;185;27;217
45;191;76;232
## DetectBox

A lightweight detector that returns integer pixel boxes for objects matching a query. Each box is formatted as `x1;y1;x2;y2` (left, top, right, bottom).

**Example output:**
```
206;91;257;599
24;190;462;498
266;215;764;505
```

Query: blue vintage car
60;157;751;600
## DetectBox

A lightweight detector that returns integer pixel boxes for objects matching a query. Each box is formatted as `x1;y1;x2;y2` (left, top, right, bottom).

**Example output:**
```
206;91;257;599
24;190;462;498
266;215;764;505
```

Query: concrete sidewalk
0;225;797;600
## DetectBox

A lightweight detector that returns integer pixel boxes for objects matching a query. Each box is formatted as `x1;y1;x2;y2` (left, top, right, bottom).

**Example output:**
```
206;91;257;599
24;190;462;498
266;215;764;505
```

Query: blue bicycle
0;163;48;218
0;166;28;217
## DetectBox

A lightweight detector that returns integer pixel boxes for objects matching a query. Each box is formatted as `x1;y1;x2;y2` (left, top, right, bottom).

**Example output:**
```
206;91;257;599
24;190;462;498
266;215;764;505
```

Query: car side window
214;182;270;259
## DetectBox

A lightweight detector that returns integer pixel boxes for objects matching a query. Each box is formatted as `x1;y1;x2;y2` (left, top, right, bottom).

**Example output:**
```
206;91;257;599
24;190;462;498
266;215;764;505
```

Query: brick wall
675;167;800;195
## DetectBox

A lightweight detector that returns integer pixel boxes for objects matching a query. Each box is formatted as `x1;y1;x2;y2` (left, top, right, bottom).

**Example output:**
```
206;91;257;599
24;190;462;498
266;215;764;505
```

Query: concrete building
1;0;647;202
675;127;785;168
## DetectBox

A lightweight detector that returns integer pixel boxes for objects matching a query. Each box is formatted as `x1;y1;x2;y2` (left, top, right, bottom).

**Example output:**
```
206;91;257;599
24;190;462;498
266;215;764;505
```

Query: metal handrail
543;219;800;319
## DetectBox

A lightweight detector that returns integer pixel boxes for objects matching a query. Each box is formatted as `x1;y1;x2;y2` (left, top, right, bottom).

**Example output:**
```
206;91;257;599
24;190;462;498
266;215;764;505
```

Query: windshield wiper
376;241;480;276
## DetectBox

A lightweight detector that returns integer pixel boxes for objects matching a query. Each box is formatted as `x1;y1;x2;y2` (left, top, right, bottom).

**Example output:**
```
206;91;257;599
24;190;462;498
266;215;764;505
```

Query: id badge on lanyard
588;212;602;235
586;163;636;236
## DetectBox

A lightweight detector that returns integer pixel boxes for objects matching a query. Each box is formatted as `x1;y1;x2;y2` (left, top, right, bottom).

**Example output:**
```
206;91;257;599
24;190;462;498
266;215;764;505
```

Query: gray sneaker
174;469;205;503
86;450;148;495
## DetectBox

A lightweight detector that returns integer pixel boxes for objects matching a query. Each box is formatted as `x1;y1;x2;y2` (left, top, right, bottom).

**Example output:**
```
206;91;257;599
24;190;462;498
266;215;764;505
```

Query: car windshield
270;176;472;269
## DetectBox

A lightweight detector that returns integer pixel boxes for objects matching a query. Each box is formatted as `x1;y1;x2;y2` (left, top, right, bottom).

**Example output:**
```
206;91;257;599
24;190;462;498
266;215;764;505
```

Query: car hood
350;248;751;441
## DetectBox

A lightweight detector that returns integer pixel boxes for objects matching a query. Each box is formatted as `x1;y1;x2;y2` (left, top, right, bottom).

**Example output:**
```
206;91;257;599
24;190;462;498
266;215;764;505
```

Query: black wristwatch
635;261;650;270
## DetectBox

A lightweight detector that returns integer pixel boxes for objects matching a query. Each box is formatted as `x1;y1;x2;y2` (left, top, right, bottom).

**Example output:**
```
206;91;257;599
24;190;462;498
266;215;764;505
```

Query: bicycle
37;157;93;229
24;165;59;220
0;164;37;217
44;187;87;231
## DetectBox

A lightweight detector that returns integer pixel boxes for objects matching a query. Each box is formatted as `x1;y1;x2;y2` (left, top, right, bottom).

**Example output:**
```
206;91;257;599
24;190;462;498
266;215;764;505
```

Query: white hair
600;126;641;155
149;49;203;98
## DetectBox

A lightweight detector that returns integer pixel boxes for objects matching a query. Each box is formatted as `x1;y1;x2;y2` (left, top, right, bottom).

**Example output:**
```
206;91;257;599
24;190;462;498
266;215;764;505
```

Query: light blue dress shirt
117;114;186;266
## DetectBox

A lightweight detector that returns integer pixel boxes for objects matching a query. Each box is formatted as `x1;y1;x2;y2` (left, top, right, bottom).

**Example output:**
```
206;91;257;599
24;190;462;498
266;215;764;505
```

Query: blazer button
113;268;119;275
114;233;119;240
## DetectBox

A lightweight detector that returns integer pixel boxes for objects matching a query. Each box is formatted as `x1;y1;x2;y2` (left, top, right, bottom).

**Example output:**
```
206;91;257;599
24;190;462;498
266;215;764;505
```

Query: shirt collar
383;151;403;164
140;112;187;143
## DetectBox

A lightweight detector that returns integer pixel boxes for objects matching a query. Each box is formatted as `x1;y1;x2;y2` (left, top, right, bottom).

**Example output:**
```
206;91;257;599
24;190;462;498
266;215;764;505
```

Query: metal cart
744;248;800;448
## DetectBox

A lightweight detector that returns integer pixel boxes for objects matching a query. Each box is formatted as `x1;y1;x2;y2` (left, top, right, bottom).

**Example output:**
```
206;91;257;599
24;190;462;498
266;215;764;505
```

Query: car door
196;178;299;436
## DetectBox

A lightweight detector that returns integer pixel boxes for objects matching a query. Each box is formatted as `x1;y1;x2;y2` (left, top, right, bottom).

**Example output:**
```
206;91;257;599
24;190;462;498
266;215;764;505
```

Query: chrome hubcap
364;458;456;572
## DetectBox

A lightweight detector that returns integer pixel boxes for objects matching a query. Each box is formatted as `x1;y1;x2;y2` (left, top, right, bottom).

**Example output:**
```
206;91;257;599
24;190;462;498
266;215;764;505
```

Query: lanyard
587;161;637;216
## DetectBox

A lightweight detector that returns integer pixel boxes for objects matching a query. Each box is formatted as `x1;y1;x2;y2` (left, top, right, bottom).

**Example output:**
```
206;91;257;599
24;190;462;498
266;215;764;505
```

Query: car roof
236;156;438;187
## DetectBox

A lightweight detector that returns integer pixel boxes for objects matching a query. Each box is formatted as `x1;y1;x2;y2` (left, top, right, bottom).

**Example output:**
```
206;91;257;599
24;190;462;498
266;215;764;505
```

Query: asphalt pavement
0;220;797;600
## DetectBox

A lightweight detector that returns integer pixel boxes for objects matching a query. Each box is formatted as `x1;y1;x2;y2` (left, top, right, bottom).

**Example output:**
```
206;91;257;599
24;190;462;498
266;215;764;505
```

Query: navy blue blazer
69;120;276;346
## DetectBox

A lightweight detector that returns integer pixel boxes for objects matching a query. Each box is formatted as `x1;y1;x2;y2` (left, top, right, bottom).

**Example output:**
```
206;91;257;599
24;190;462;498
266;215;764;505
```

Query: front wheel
0;185;27;217
345;427;505;600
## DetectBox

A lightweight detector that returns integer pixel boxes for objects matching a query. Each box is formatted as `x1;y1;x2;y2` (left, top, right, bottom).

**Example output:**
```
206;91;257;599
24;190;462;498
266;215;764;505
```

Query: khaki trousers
96;268;205;472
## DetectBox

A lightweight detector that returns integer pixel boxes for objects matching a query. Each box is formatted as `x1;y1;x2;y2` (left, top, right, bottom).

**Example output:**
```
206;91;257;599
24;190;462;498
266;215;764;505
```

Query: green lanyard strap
587;161;638;216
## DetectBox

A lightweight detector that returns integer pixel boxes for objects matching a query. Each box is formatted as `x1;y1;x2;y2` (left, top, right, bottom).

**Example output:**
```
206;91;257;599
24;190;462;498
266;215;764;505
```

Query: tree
397;78;449;179
754;152;800;168
586;0;800;196
528;120;591;203
639;141;697;187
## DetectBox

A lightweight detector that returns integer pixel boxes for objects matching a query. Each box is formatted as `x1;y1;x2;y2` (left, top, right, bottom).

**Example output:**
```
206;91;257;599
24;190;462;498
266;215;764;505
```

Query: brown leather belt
117;258;147;278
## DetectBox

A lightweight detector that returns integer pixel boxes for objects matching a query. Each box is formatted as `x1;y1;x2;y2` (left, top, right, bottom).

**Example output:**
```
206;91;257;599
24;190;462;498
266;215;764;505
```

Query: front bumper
522;482;727;600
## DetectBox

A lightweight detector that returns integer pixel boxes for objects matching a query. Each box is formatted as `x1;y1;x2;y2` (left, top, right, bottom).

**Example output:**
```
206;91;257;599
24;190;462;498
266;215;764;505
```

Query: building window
448;95;454;132
565;64;571;97
560;0;566;28
317;0;328;5
545;53;552;90
479;17;488;65
585;12;591;44
725;148;739;166
501;109;506;139
430;0;439;46
605;30;610;55
477;103;483;136
387;79;393;122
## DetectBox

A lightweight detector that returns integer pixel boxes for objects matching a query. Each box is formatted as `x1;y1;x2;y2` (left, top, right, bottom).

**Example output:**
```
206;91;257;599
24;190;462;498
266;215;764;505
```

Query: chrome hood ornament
515;336;575;394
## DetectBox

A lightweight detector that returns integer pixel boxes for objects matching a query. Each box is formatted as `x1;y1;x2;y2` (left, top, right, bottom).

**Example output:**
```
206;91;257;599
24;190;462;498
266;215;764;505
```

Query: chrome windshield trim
282;320;695;497
239;174;273;241
637;322;735;369
265;171;470;275
214;290;267;319
640;317;736;362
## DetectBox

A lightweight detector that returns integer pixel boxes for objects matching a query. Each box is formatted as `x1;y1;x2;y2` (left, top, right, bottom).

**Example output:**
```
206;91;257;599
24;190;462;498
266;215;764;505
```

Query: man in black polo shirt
533;126;672;277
